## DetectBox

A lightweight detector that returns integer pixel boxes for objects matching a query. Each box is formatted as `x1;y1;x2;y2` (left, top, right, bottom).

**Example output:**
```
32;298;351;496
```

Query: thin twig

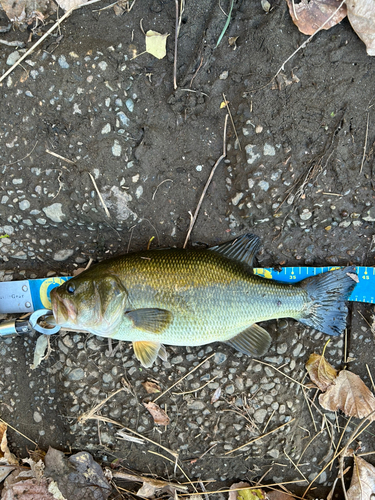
360;110;370;173
366;363;375;393
152;179;173;200
183;114;228;248
174;0;179;89
0;417;37;446
223;93;241;150
225;418;295;455
46;149;75;164
172;375;218;395
78;388;126;423
0;0;101;83
153;353;215;402
284;448;308;483
88;172;111;218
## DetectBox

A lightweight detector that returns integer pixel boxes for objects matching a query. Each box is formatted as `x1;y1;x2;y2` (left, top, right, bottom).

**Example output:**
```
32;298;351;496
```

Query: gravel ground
0;0;375;498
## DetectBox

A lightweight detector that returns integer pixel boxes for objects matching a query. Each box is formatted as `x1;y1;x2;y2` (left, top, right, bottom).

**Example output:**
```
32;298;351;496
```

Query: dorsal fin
208;233;261;267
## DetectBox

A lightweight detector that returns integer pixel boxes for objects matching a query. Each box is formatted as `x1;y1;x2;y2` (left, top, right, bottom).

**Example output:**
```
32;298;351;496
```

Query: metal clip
0;309;60;337
29;309;60;335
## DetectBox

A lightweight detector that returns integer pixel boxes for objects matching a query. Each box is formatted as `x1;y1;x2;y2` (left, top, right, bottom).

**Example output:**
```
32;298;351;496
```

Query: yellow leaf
145;30;169;59
306;352;337;392
220;101;227;109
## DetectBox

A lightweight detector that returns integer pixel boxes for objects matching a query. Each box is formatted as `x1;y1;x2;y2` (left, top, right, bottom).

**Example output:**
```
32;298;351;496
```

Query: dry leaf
346;0;375;56
211;386;221;403
145;30;169;59
0;423;18;466
54;0;88;10
143;402;170;426
229;482;265;500
285;0;347;36
306;352;338;391
347;456;375;499
319;370;375;420
0;0;57;24
142;381;161;394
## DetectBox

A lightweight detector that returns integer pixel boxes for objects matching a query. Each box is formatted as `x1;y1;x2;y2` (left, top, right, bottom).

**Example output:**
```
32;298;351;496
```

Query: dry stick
0;0;101;84
222;93;241;150
88;172;111;218
0;417;37;446
225;418;295;455
78;387;126;423
173;0;179;89
46;149;75;164
179;481;304;496
153;353;215;402
183;114;228;248
360;109;370;173
172;375;218;396
147;450;198;493
366;363;375;393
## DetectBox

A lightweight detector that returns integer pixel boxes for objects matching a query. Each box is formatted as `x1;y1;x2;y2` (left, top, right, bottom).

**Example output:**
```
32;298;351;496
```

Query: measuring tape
0;267;373;314
253;266;374;304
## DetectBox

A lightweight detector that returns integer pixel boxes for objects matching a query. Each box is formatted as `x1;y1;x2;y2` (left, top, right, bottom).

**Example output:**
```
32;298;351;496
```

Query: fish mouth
51;288;77;325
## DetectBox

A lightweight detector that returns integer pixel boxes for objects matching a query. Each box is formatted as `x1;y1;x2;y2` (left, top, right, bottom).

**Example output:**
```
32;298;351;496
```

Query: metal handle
0;319;31;337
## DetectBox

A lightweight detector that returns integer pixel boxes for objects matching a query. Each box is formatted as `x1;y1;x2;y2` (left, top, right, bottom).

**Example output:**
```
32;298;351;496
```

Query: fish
50;234;358;368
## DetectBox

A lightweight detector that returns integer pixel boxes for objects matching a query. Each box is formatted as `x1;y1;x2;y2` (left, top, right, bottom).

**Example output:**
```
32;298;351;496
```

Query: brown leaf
0;0;57;24
347;456;375;499
0;422;18;465
143;402;170;426
142;381;161;394
346;0;375;56
285;0;347;36
306;352;338;391
319;370;375;420
54;0;88;10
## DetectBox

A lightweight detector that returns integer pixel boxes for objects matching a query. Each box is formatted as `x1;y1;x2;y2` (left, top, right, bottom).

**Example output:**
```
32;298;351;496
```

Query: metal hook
29;309;60;335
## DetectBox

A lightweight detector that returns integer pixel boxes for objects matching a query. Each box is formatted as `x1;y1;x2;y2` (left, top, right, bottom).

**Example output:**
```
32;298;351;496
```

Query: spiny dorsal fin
226;323;271;357
125;308;173;333
208;233;261;267
133;341;162;367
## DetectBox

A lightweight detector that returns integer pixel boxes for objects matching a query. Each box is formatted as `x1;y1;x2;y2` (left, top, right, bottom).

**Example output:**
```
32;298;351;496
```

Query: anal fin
133;341;166;368
226;324;271;357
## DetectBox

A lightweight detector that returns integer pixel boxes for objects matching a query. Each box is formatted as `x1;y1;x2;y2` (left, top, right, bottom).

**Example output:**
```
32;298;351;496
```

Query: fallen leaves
306;353;375;421
0;0;57;24
142;380;161;394
143;402;170;426
305;352;338;391
320;370;375;420
229;483;266;500
346;0;375;56
347;456;375;499
285;0;347;36
145;30;169;59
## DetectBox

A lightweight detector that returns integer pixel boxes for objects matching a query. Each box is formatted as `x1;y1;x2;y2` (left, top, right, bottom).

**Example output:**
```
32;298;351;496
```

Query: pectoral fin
125;308;173;333
133;341;164;367
226;324;271;357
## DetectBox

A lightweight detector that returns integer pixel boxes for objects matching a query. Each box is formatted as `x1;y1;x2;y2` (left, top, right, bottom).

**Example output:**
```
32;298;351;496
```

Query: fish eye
66;283;75;294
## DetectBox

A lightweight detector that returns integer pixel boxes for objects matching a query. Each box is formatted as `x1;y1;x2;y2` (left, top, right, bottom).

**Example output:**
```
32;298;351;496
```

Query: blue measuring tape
0;267;372;315
253;266;374;304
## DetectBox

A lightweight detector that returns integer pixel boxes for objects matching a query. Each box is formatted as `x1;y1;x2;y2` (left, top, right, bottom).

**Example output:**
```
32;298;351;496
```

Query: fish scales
99;249;307;345
50;234;358;367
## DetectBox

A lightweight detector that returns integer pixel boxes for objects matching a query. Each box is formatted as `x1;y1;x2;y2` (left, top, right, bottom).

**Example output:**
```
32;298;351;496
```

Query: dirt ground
0;0;375;498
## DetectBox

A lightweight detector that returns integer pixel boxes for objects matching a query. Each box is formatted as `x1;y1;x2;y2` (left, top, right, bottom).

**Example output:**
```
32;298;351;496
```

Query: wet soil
0;0;375;498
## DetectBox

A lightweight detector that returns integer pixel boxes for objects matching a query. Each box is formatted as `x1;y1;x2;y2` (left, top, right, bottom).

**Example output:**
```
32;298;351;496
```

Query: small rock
263;143;275;156
125;98;134;112
43;203;65;222
33;411;42;423
300;209;312;221
117;111;130;127
214;352;227;364
254;409;267;424
268;449;279;459
58;55;69;69
19;200;30;210
187;400;205;410
68;368;85;381
232;192;244;206
277;343;288;354
53;249;74;261
219;71;229;80
112;140;122;156
101;123;111;134
6;51;20;66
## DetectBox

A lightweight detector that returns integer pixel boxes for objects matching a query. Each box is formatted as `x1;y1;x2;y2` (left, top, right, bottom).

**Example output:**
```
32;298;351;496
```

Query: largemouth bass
51;234;357;367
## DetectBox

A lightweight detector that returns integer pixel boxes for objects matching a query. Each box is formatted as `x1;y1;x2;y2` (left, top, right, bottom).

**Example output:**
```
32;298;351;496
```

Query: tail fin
298;266;358;336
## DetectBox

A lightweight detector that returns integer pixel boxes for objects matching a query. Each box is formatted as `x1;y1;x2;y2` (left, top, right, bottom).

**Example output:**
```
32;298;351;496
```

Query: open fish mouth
51;288;77;325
